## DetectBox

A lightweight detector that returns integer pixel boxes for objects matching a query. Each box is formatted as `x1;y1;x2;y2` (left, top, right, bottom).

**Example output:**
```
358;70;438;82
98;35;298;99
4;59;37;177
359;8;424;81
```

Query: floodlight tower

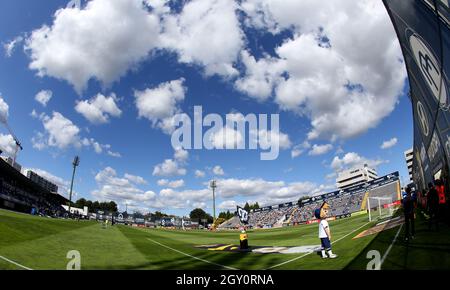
68;156;80;214
210;180;217;223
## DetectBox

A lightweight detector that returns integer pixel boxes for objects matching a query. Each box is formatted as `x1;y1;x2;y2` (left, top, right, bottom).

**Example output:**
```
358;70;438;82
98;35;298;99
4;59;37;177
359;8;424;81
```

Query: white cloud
240;0;406;141
33;112;120;155
380;137;398;149
331;152;387;172
195;169;205;178
218;200;238;210
35;90;53;107
0;95;9;123
308;144;333;156
174;147;189;162
107;151;122;158
40;112;81;149
153;159;186;177
160;0;244;77
124;173;147;185
0;134;17;156
157;178;184;188
135;78;186;134
153;147;188;177
234;50;286;101
291;141;311;158
25;0;160;93
212;165;225;176
168;179;185;188
3;36;23;57
92;167;156;206
75;93;122;124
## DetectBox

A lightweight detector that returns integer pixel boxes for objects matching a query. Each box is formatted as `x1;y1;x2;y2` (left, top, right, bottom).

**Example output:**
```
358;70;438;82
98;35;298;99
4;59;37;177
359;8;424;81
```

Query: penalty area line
265;221;372;270
147;238;238;270
0;255;33;270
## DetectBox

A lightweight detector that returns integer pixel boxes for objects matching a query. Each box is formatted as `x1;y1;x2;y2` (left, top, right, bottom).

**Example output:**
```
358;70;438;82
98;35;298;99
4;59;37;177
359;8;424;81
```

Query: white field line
265;221;372;270
380;223;403;269
0;255;33;270
147;238;238;270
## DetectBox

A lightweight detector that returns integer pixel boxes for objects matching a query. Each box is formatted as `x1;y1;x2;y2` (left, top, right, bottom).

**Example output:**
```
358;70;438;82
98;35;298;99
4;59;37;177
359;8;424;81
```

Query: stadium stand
0;158;68;217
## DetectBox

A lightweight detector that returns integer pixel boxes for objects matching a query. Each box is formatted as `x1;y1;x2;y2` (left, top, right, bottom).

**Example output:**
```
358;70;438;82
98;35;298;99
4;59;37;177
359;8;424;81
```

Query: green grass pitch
1;208;449;270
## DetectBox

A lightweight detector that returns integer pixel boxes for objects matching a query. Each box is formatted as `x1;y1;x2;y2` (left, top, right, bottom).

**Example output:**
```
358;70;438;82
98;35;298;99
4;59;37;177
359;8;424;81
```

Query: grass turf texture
1;208;449;270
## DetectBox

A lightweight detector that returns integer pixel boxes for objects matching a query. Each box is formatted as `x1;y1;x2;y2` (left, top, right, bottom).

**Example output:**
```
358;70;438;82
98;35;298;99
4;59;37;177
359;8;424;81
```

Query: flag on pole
237;206;249;224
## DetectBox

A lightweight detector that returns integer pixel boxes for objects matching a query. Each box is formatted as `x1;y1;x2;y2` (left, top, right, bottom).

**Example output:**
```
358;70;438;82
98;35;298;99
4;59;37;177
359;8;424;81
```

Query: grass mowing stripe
0;255;33;270
380;223;403;269
265;221;371;270
147;238;238;270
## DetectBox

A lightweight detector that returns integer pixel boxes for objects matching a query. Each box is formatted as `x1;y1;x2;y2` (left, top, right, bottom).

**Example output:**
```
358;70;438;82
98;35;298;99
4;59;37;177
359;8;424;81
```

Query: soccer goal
367;196;394;222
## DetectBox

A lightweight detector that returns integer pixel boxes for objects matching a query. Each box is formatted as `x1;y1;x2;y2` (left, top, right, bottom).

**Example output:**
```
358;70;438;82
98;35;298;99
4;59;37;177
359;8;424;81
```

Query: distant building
25;170;58;193
336;164;378;189
1;156;22;172
404;148;413;182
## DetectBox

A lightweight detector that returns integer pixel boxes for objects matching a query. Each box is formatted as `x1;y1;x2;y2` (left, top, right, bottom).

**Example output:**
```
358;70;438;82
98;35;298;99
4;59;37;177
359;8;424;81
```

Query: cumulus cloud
159;0;244;77
0;134;17;156
330;152;387;173
35;90;53;107
157;179;185;188
240;0;406;141
234;50;286;101
40;112;81;149
153;159;187;177
124;173;147;185
218;200;238;210
3;36;23;57
32;112;120;156
92;167;156;205
291;141;311;158
380;137;398;149
25;0;160;93
308;144;333;156
0;95;9;123
195;169;206;178
75;93;122;124
135;78;186;134
212;165;225;176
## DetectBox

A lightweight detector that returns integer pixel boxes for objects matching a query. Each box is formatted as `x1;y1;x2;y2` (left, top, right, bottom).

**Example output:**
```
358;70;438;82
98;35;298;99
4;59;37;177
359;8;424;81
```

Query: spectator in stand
435;179;446;222
427;182;439;231
402;187;416;241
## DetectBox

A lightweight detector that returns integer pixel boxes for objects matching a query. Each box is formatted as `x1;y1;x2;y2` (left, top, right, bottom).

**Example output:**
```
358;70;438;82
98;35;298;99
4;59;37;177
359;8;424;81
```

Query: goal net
367;196;394;222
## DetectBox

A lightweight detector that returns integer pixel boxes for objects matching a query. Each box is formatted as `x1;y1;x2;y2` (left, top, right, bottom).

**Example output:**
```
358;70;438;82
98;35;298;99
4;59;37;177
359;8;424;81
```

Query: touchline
171;106;282;160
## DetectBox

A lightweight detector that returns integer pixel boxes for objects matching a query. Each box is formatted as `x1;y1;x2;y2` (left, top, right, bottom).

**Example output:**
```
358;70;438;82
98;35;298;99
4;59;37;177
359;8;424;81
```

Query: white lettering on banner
409;30;448;107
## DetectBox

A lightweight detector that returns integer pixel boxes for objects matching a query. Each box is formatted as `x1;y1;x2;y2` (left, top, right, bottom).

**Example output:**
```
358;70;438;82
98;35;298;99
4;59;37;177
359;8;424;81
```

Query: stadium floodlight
68;156;80;215
210;180;217;223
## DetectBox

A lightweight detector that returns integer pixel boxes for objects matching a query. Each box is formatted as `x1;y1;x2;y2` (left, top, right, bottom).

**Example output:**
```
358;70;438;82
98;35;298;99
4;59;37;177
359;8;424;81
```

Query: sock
321;250;327;258
327;250;334;256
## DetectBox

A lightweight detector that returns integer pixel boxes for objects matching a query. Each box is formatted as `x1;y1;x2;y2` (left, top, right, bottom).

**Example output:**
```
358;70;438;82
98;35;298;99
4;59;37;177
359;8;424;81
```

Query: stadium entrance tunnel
194;244;322;254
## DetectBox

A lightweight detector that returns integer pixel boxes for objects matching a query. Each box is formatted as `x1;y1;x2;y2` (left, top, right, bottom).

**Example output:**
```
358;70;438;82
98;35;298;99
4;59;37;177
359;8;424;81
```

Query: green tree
190;208;207;221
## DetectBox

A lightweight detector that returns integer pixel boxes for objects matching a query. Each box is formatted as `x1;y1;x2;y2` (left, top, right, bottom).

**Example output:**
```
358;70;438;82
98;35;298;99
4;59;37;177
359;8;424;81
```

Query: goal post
367;196;394;222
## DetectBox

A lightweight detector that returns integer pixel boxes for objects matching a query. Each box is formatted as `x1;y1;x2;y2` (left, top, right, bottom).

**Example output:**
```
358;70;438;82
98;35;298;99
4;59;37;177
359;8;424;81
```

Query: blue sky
0;0;413;216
